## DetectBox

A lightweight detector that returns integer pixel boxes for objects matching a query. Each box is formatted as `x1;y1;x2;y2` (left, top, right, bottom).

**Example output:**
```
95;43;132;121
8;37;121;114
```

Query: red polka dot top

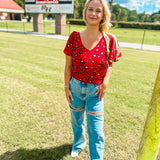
64;31;122;84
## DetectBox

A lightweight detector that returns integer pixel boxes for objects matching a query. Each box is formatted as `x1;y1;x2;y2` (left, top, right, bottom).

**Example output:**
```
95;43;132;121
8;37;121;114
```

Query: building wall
0;12;22;21
0;12;10;20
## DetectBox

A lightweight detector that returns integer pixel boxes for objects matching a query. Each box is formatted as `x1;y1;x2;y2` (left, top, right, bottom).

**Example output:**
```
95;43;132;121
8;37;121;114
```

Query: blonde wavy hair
83;0;120;57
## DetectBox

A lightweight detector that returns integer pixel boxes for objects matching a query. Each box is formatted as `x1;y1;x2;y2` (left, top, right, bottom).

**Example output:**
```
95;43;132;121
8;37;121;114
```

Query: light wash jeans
69;77;104;160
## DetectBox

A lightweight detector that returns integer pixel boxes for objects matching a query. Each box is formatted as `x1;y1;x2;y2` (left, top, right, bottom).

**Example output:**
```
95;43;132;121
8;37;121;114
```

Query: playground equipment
137;65;160;160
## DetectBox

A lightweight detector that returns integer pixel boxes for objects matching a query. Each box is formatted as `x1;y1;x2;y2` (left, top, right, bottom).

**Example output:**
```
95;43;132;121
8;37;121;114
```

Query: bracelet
64;85;70;88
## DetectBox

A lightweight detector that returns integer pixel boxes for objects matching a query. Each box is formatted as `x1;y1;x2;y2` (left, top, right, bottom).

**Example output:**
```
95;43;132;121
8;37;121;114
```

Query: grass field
0;21;160;46
0;32;160;160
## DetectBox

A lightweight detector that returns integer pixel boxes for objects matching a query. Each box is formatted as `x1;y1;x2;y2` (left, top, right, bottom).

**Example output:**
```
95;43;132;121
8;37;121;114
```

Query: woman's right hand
65;87;73;104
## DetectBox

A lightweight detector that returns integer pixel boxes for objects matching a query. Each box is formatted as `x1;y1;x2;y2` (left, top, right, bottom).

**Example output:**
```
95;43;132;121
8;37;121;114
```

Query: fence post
43;22;45;35
137;65;160;160
6;22;8;31
69;21;70;35
23;22;25;33
141;30;146;49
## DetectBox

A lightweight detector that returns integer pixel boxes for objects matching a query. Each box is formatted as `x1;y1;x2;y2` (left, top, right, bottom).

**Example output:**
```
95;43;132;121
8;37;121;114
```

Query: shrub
67;19;160;30
111;21;160;30
67;19;85;25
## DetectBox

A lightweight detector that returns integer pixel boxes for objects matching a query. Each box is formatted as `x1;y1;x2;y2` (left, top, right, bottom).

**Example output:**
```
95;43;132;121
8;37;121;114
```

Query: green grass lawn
67;24;160;46
0;32;160;160
0;21;160;46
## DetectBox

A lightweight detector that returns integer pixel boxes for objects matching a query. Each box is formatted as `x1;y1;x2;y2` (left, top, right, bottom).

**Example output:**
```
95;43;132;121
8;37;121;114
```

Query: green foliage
111;4;160;23
112;4;129;21
13;0;25;9
73;0;80;18
76;0;86;18
139;12;151;22
151;14;160;22
128;10;139;21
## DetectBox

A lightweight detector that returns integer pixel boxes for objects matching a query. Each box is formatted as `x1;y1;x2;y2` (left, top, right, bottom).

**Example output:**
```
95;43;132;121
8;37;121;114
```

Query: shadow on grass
0;143;72;160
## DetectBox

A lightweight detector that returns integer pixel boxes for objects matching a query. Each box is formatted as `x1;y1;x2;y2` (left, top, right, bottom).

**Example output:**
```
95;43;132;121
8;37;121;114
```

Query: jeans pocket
69;78;72;86
95;84;100;90
93;84;101;95
70;78;81;95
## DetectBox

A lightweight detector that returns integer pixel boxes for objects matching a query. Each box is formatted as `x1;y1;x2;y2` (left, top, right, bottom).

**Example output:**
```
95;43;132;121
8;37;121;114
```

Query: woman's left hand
96;83;108;100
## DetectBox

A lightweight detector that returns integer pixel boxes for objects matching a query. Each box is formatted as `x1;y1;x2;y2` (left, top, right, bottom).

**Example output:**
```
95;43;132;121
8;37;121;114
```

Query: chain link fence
0;21;160;47
0;21;55;34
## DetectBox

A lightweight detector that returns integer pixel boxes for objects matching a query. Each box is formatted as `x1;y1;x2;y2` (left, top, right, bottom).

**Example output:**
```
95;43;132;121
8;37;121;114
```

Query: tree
13;0;25;9
128;10;139;22
111;13;116;21
117;8;121;21
111;3;158;22
138;12;146;22
119;9;128;21
112;4;120;21
151;14;160;22
76;0;86;19
144;14;151;22
108;0;114;13
74;0;80;18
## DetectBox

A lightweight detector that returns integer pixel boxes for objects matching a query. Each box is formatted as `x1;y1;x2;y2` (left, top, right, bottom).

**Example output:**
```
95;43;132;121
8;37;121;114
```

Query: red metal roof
0;0;24;10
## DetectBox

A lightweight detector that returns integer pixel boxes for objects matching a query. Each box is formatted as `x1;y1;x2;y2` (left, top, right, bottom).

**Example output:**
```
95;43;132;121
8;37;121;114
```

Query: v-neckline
78;32;103;52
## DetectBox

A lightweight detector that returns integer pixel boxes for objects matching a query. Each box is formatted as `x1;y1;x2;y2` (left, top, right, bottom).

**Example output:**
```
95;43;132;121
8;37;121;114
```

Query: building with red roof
0;0;24;21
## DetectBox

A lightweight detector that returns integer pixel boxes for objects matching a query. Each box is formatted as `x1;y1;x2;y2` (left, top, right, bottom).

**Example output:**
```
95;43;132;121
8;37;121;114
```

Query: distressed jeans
69;77;104;160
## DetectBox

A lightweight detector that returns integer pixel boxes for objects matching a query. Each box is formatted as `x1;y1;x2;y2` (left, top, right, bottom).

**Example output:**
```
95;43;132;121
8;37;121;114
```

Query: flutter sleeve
108;34;122;64
63;31;76;56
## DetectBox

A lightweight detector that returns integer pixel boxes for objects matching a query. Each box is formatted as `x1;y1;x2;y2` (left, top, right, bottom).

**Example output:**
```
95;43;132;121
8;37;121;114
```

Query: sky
107;0;160;14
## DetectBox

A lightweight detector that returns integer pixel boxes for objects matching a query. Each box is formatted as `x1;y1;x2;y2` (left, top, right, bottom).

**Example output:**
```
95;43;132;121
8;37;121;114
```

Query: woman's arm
97;64;112;100
64;55;73;104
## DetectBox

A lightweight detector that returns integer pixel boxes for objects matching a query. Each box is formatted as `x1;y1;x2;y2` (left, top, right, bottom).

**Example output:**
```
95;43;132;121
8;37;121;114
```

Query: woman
64;0;122;159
